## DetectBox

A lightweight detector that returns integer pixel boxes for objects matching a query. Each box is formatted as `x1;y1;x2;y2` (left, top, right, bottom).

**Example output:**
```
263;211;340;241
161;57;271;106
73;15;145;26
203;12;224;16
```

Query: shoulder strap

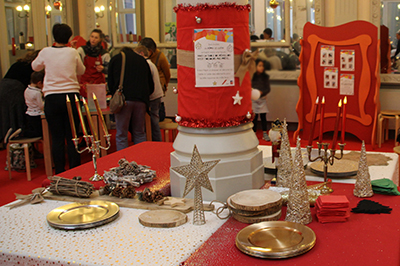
118;51;126;91
155;52;161;67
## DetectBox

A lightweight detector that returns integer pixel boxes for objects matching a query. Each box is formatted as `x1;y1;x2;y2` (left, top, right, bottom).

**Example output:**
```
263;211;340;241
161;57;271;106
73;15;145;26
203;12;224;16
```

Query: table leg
146;113;152;141
41;116;53;177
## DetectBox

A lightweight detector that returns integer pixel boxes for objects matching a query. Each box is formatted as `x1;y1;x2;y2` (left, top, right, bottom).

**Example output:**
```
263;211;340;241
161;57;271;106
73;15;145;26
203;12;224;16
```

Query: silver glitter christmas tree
353;141;373;198
276;119;293;188
285;137;312;225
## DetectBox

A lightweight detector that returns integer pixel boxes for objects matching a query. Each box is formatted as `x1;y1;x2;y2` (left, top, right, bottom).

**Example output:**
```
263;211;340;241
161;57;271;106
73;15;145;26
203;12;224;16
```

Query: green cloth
371;179;400;196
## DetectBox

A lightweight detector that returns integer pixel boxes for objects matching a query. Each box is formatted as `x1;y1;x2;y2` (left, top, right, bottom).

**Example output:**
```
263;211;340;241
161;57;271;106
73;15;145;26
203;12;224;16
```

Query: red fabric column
175;4;252;128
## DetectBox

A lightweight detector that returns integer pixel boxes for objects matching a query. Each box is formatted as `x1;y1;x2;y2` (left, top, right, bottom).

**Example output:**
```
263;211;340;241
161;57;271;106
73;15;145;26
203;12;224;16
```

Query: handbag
109;51;126;114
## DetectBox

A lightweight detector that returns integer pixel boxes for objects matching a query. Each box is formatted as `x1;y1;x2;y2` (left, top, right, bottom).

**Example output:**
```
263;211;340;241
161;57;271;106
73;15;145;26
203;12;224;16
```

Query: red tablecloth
182;182;400;266
42;142;174;195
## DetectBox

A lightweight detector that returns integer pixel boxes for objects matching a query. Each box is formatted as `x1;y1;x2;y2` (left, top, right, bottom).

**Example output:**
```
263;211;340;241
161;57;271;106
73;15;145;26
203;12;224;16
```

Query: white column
324;0;335;27
0;0;10;76
143;0;160;41
78;0;96;38
357;0;370;22
31;0;47;49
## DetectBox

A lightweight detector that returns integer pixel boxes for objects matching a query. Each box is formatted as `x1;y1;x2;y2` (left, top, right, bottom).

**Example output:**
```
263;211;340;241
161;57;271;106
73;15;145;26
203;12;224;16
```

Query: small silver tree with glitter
354;141;373;198
285;137;312;225
277;119;293;188
171;145;220;225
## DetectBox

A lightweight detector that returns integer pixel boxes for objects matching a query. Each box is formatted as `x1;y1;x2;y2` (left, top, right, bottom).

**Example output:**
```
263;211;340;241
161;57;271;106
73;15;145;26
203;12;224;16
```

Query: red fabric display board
182;182;400;265
175;3;253;128
295;21;380;145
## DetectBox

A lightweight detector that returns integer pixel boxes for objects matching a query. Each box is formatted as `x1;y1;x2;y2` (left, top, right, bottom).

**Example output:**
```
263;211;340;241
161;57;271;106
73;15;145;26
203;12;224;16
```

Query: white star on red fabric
232;91;243;105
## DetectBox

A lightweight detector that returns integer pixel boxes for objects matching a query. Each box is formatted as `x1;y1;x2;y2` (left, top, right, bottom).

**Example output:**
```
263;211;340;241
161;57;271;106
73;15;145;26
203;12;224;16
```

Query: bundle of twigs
48;176;94;198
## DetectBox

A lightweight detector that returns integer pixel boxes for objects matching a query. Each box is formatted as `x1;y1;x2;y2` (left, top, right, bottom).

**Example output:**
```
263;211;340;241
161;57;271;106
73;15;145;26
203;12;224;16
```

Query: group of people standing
1;23;170;175
108;37;170;150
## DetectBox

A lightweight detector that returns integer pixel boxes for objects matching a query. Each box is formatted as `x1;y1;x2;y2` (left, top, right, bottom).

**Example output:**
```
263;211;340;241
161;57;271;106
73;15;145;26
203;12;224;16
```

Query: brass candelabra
306;142;345;194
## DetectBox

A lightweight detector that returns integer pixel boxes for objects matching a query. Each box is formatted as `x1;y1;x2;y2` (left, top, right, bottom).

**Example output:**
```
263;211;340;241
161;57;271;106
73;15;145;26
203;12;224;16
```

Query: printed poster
194;28;234;87
164;22;177;42
320;45;335;67
340;74;355;95
323;67;338;89
340;50;355;71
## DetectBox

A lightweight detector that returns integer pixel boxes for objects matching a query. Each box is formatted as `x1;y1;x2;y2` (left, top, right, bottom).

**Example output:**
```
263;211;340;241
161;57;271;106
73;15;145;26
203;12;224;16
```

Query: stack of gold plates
227;190;282;223
47;201;119;230
236;221;316;258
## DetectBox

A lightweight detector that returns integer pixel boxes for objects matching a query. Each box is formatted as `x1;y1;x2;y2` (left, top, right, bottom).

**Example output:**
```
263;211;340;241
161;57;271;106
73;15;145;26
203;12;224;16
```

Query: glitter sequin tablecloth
0;200;227;266
183;182;400;266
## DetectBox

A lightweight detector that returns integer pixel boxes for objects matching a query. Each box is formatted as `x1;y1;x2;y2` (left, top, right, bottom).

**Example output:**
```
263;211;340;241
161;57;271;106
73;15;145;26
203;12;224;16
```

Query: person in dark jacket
108;47;154;150
252;59;271;141
0;50;40;141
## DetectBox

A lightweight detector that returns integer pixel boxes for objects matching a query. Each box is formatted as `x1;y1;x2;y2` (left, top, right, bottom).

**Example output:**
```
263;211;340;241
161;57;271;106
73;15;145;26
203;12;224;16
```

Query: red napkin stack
315;195;350;223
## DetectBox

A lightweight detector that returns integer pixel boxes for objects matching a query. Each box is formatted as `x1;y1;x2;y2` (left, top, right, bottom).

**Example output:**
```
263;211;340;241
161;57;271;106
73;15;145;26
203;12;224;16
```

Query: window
115;0;141;43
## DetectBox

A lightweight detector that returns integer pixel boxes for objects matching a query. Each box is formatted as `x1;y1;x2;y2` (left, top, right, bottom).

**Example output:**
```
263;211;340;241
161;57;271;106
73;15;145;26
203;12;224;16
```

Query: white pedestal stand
170;123;264;202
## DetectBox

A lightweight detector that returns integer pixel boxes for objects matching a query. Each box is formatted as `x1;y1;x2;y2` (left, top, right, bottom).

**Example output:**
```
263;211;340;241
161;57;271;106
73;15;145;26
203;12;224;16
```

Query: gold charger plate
47;200;119;230
310;159;358;177
236;221;316;259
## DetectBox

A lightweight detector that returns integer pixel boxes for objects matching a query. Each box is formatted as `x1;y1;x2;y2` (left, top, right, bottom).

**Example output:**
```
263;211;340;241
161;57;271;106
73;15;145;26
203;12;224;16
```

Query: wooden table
41;108;113;177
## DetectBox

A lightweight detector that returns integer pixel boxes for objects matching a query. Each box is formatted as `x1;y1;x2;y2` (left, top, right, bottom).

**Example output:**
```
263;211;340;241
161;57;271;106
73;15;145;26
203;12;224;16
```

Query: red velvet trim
174;3;251;13
176;6;251;128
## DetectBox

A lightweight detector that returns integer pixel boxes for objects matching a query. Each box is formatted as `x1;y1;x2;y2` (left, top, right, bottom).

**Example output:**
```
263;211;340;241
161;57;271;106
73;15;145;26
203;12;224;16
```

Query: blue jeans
149;97;162;141
115;100;146;150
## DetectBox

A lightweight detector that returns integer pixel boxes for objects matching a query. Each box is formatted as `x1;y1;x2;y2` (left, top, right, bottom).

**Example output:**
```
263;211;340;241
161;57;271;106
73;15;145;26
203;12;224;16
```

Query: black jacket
108;49;154;106
252;72;271;97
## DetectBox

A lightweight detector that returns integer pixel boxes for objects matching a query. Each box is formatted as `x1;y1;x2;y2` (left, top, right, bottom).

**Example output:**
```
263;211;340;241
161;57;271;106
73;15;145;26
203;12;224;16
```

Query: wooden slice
139;210;188;228
310;159;358;177
232;210;282;224
227;196;282;217
230;189;282;211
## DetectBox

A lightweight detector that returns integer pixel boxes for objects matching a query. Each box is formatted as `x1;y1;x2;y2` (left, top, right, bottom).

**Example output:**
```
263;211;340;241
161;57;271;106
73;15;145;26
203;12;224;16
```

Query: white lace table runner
0;200;227;266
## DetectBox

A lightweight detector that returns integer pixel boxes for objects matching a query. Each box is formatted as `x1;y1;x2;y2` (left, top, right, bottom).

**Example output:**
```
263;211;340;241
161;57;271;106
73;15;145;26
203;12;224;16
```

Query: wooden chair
4;128;42;181
159;118;178;142
377;110;400;148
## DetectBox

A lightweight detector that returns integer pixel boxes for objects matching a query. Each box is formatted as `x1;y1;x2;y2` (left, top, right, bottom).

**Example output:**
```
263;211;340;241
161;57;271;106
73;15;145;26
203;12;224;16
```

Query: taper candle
318;96;325;143
332;99;342;150
66;95;77;139
75;95;88;136
307;96;319;146
82;98;98;140
341;96;347;144
92;93;109;136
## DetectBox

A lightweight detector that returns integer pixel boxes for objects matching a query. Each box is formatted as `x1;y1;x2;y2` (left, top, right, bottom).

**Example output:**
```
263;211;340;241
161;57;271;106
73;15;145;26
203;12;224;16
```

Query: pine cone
112;186;124;198
101;184;114;195
122;186;136;198
153;191;164;202
124;164;135;173
141;188;153;203
118;158;129;168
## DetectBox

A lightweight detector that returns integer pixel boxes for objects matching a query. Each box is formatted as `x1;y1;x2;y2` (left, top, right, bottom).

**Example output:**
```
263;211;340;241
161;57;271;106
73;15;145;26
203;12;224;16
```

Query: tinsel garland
178;113;254;128
174;2;251;13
